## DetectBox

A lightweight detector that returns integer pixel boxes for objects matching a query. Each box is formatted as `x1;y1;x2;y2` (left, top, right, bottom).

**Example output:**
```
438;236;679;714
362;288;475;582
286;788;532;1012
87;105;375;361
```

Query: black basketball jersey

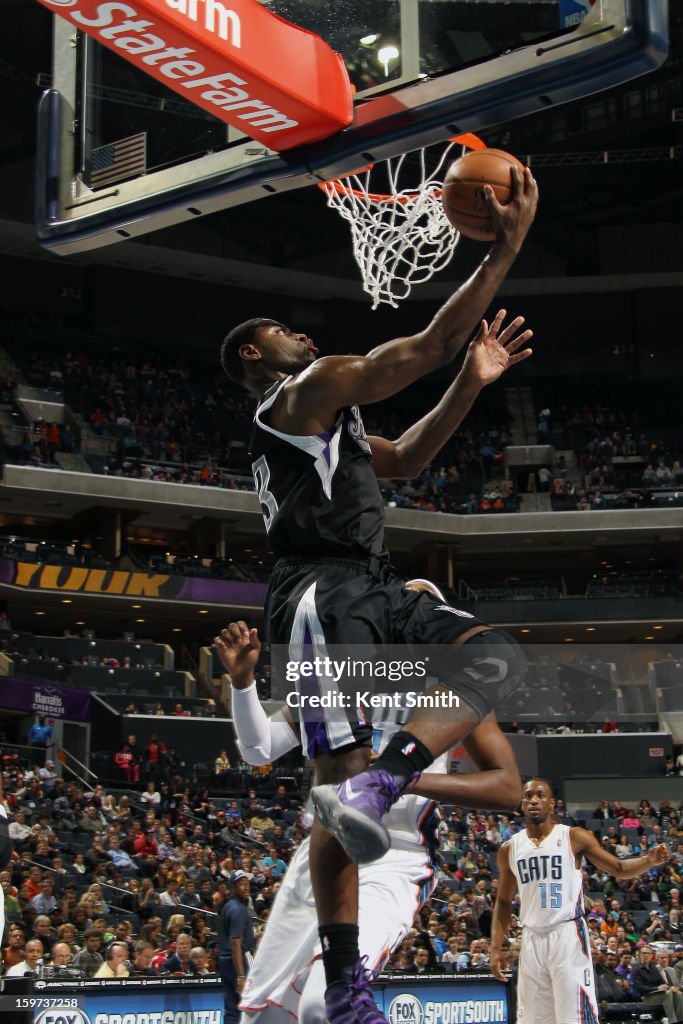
249;376;386;559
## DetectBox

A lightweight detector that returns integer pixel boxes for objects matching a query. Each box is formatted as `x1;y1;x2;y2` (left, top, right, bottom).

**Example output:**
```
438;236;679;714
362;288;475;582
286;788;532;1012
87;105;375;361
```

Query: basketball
441;148;526;241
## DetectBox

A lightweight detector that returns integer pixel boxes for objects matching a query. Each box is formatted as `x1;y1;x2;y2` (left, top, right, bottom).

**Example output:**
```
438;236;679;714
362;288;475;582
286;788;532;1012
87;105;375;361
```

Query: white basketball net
319;138;469;309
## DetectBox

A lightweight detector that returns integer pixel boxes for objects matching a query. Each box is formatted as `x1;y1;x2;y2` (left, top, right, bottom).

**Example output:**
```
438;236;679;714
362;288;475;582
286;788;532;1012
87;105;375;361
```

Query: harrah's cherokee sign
36;0;354;150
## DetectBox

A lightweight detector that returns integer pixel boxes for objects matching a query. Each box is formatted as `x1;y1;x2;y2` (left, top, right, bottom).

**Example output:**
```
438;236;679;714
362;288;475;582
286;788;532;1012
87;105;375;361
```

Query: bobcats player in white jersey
491;778;670;1024
214;582;523;1024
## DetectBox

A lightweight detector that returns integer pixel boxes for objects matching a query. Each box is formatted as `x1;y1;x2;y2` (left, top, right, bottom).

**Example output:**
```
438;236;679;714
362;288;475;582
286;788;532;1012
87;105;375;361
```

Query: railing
60;746;97;789
98;879;218;919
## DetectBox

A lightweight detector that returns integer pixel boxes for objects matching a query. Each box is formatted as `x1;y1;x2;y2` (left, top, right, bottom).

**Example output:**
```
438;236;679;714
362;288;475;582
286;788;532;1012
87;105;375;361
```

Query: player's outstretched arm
363;167;537;381
409;714;522;810
214;622;299;766
368;311;532;478
571;827;670;879
490;841;518;982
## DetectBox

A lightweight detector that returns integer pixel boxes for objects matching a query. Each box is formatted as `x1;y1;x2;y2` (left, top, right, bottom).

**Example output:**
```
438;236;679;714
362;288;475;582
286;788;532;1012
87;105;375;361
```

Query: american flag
88;133;147;189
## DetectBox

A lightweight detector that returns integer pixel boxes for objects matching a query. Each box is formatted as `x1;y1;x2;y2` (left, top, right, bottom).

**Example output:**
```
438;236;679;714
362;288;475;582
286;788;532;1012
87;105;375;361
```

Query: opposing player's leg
239;841;318;1024
298;961;327;1024
240;838;433;1024
301;846;436;1024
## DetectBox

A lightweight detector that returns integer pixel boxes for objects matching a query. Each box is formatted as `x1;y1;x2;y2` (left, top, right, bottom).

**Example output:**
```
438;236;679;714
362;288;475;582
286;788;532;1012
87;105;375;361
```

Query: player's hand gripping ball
442;148;526;241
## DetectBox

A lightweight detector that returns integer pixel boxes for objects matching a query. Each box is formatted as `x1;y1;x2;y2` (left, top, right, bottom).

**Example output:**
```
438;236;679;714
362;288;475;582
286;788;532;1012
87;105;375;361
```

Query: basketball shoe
325;958;386;1024
311;767;416;864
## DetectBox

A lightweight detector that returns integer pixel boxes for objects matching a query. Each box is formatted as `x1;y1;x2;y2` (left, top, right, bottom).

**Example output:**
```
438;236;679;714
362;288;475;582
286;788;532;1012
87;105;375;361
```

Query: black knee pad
440;629;527;720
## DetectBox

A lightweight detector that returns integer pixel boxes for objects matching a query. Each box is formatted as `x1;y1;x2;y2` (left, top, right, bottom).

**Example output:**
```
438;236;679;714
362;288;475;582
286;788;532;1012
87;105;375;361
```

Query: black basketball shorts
265;557;518;759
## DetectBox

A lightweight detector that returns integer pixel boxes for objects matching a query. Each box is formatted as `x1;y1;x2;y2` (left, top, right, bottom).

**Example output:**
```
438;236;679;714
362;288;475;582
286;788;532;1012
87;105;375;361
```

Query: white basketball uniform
240;702;446;1024
509;824;599;1024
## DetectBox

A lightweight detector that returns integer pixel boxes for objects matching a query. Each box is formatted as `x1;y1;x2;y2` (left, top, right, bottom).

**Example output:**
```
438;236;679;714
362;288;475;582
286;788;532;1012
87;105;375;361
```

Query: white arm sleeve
231;682;299;766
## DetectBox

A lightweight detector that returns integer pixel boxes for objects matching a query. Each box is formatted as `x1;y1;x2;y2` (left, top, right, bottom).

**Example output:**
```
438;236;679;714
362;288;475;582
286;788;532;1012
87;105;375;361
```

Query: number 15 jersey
510;824;585;932
250;376;386;560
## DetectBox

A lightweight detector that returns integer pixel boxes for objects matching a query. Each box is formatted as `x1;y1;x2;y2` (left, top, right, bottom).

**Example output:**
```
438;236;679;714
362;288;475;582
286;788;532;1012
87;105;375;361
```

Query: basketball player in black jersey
221;166;537;1024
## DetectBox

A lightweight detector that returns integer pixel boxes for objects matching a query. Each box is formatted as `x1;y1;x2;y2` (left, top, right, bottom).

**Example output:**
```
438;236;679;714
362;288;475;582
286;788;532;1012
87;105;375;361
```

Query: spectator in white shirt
9;811;31;845
5;939;43;977
159;880;181;907
140;782;161;810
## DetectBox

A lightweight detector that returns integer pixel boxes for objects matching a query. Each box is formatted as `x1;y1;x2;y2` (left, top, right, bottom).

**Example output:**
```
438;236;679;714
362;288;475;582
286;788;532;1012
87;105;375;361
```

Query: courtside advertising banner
377;978;510;1024
34;0;353;149
31;983;224;1024
29;978;506;1024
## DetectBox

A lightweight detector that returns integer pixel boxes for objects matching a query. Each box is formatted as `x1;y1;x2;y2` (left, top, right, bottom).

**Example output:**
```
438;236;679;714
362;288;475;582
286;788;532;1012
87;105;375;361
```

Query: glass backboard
36;0;668;254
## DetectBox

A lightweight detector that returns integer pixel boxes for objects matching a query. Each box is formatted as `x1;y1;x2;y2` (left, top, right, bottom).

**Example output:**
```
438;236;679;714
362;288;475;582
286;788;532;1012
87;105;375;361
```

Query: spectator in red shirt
144;734;167;782
24;866;43;901
114;744;139;783
133;832;159;859
146;735;166;762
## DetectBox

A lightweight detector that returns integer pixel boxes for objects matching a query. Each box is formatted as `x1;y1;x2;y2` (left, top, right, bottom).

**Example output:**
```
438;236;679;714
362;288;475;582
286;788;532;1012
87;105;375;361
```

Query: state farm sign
37;0;353;150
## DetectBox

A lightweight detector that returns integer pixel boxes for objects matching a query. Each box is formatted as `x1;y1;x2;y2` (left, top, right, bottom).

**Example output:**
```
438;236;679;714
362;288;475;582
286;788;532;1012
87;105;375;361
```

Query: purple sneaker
325;958;386;1024
311;768;415;864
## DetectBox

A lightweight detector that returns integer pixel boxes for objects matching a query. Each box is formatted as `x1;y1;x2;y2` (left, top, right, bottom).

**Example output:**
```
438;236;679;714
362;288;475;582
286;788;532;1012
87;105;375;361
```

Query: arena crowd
2;747;683;1024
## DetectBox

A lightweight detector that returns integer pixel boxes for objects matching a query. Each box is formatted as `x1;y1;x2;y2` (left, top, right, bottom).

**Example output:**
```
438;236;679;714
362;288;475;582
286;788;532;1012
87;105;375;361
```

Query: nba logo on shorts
388;994;424;1024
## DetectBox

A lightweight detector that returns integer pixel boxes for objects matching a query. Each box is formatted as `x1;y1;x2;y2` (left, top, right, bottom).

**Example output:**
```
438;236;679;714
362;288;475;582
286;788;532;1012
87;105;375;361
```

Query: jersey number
253;454;279;532
539;882;562;909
